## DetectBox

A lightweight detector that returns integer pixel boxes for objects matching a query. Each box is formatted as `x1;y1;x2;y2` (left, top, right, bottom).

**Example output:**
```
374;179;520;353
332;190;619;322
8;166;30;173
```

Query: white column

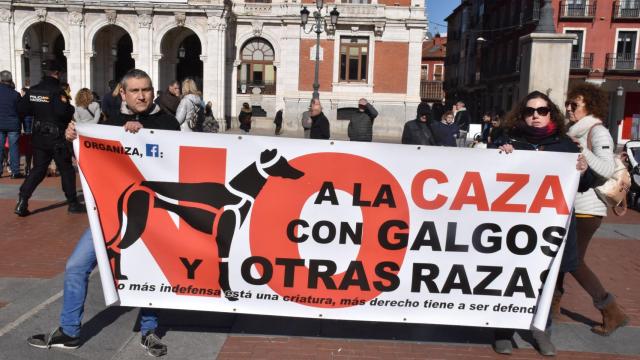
152;54;162;92
67;8;84;98
136;10;153;76
0;7;14;73
205;13;227;120
405;27;424;100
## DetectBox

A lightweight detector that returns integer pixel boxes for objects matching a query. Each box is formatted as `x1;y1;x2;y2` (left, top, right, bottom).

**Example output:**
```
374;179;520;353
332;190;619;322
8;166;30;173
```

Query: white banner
75;123;579;331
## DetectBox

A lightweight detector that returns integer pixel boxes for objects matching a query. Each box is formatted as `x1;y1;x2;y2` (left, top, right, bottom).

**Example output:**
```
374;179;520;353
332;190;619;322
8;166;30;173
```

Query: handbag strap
586;123;600;152
613;196;628;216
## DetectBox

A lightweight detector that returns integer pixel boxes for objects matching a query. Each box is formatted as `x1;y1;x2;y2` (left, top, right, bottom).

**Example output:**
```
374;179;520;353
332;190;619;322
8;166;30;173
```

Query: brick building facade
444;0;640;141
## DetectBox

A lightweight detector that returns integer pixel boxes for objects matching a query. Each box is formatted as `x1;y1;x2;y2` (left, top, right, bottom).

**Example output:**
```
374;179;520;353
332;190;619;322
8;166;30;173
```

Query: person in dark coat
431;110;459;147
27;69;177;358
101;80;122;124
154;80;181;118
0;70;23;178
490;90;592;357
238;102;252;133
454;101;470;147
401;104;438;145
348;98;378;142
274;109;283;135
15;59;82;216
309;98;330;140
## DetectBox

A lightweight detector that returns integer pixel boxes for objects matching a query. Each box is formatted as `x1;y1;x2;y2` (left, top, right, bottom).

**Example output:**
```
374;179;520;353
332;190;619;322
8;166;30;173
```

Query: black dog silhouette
106;149;304;300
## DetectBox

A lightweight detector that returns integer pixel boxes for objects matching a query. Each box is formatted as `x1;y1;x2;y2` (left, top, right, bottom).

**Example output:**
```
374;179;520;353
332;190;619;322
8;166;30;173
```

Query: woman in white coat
175;79;203;132
558;82;628;336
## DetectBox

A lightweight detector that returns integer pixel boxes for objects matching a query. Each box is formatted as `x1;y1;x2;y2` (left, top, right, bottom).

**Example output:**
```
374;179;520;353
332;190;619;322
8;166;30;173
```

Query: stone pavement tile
603;208;640;224
555;237;640;327
217;335;640;360
0;199;88;278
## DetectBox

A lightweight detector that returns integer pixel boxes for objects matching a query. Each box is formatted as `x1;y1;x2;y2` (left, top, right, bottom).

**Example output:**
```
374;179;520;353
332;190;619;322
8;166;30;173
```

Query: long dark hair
504;91;566;137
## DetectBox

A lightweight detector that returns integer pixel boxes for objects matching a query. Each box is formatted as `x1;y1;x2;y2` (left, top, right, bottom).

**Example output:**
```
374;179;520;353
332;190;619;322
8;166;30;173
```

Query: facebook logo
146;144;159;158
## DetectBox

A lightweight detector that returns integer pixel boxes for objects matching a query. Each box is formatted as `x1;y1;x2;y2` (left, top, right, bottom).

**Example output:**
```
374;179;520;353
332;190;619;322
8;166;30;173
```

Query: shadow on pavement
561;308;599;327
28;201;69;215
153;309;500;345
80;306;134;344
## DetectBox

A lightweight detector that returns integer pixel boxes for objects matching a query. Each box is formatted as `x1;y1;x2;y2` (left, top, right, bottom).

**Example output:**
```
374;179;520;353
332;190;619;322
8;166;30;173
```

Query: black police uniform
15;62;82;216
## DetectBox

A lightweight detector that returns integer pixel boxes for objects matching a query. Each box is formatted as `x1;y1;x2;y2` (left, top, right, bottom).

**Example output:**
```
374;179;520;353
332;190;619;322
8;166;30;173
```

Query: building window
433;64;443;81
616;31;637;70
238;38;276;95
421;65;429;81
340;37;369;82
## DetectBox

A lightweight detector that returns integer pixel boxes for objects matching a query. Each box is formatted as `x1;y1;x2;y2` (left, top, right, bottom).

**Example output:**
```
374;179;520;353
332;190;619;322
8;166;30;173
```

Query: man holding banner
27;69;178;357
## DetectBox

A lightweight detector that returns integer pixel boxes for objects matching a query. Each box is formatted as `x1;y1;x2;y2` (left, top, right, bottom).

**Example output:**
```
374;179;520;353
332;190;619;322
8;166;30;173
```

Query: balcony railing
570;52;594;70
237;80;276;95
559;1;597;19
420;81;444;101
613;1;640;19
605;53;640;71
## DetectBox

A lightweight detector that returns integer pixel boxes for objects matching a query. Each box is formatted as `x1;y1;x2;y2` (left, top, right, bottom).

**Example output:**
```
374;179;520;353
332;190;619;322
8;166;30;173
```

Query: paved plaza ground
0;129;638;359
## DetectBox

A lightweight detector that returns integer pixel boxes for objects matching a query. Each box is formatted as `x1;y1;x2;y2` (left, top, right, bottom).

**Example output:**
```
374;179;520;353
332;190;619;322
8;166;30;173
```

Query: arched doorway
92;25;134;98
21;22;66;87
159;28;203;92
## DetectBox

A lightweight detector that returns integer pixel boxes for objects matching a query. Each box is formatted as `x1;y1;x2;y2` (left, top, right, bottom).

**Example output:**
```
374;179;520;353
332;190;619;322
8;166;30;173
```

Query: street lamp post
300;1;339;100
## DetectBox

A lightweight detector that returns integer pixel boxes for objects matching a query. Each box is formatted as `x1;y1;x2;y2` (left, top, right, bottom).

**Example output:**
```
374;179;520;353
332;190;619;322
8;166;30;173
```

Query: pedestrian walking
238;102;252;133
401;105;438;145
0;70;23;178
14;59;84;216
557;82;629;336
431;110;458;147
201;101;220;133
73;88;101;124
175;78;203;132
301;107;312;139
309;98;329;140
454;101;470;147
491;90;591;356
274;109;283;135
27;69;180;357
155;80;181;118
347;98;378;142
20;87;34;176
487;110;505;146
101;80;121;123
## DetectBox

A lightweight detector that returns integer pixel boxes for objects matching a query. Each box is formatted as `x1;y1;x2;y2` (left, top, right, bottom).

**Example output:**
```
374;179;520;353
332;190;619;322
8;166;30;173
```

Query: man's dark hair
0;70;12;84
120;69;152;91
167;80;180;89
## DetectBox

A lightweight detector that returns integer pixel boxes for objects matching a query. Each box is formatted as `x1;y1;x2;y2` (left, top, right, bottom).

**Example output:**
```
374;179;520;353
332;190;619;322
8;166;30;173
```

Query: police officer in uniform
14;59;85;216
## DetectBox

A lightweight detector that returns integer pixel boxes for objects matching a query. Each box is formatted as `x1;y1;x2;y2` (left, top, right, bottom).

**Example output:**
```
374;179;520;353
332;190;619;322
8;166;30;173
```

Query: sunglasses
565;101;579;111
524;106;550;117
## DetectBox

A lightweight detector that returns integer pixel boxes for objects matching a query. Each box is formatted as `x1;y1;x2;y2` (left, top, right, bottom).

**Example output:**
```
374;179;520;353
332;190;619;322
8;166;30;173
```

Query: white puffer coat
567;115;615;216
175;94;202;132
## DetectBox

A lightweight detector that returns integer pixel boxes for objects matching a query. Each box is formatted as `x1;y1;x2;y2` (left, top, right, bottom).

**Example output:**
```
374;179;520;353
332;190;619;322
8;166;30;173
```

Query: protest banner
74;123;580;331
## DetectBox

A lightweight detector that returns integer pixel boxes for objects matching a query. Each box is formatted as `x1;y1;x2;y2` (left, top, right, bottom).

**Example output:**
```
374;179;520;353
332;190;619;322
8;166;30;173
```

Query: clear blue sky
426;1;461;35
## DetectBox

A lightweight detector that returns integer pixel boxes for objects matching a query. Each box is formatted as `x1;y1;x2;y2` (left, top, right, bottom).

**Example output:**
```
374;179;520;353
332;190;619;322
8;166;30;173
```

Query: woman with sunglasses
559;83;629;336
491;91;589;356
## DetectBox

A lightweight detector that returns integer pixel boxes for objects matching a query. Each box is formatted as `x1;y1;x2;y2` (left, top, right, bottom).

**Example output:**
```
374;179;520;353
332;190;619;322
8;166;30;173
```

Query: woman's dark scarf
515;120;557;144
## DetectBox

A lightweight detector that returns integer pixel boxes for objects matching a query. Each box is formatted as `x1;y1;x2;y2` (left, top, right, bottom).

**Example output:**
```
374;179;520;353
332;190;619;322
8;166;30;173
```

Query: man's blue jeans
0;131;20;174
60;228;158;337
